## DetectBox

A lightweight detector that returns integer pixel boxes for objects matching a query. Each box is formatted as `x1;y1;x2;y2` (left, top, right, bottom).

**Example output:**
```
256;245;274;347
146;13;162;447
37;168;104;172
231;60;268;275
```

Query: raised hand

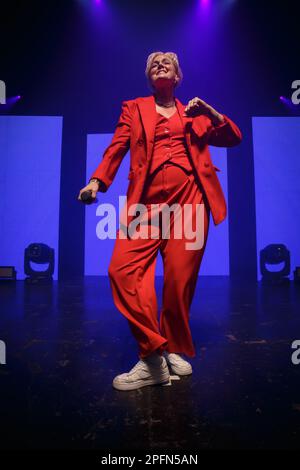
184;97;224;124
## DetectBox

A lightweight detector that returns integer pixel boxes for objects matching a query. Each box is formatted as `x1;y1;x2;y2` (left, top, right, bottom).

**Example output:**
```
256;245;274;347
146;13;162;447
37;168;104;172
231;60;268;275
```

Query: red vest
148;110;193;175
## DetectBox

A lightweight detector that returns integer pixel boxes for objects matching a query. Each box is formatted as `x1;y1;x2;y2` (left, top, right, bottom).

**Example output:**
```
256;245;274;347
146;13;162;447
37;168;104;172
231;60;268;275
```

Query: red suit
91;95;242;359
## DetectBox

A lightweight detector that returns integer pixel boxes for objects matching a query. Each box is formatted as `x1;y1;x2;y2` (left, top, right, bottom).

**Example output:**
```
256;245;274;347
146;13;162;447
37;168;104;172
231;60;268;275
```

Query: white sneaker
113;355;170;391
163;352;193;376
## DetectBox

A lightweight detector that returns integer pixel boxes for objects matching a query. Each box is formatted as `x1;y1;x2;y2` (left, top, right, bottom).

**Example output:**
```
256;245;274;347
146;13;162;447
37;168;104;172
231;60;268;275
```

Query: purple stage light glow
279;95;299;112
0;95;21;111
197;0;212;18
280;96;289;103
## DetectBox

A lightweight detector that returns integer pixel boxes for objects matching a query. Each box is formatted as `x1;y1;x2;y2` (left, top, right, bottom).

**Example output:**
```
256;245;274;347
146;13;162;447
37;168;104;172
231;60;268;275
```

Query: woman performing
78;51;242;391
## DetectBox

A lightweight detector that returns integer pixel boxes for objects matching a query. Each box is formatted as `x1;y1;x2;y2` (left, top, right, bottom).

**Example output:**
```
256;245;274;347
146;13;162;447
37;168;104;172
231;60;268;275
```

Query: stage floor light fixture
24;243;54;283
260;243;290;282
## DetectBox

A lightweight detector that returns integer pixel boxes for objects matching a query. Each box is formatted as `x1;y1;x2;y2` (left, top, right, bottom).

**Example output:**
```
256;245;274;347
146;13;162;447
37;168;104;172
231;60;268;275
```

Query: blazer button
137;138;144;145
204;162;210;167
139;163;143;168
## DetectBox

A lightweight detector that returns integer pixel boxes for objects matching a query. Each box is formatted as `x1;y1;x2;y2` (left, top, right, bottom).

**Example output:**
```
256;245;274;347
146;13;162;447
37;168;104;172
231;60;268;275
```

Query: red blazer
90;95;242;226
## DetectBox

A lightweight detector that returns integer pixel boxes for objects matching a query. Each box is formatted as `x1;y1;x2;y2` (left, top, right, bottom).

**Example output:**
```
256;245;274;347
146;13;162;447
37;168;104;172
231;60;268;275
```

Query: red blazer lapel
136;95;210;169
175;98;193;128
136;95;196;160
175;98;193;154
136;96;157;161
176;97;208;141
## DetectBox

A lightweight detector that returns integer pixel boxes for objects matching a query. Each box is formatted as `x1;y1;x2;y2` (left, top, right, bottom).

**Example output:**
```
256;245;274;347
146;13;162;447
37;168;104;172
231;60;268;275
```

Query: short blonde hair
145;51;183;91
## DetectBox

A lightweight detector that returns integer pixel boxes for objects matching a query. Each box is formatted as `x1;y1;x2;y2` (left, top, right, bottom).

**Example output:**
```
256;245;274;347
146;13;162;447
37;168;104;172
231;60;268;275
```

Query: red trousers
108;163;210;359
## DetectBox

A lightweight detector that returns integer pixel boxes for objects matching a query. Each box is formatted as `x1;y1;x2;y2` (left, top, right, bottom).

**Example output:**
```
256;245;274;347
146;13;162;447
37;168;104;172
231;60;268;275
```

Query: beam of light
76;0;102;6
200;0;210;8
197;0;212;21
279;95;300;113
77;0;102;4
0;95;21;111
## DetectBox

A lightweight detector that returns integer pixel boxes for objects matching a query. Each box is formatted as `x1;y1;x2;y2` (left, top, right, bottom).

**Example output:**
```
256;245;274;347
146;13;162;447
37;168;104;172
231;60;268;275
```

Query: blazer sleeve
204;114;242;147
89;100;132;192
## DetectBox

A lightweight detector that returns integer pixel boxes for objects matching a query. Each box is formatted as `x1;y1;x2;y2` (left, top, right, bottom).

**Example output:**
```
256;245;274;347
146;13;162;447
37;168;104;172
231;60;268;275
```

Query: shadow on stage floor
0;276;300;450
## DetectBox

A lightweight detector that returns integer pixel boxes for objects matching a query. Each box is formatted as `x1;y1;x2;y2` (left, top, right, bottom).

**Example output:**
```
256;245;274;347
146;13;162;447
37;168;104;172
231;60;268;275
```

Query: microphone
80;190;96;204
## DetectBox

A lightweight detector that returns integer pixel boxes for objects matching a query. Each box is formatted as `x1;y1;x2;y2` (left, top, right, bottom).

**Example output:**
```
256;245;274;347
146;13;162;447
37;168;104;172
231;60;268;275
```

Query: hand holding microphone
78;179;100;204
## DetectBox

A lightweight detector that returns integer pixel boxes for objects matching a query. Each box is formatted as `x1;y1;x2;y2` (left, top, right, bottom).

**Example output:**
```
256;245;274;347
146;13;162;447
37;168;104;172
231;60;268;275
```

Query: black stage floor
0;276;300;450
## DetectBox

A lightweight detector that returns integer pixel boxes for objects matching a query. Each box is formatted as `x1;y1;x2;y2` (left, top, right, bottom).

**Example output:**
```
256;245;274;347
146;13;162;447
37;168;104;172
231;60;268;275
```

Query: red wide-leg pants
108;162;210;360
